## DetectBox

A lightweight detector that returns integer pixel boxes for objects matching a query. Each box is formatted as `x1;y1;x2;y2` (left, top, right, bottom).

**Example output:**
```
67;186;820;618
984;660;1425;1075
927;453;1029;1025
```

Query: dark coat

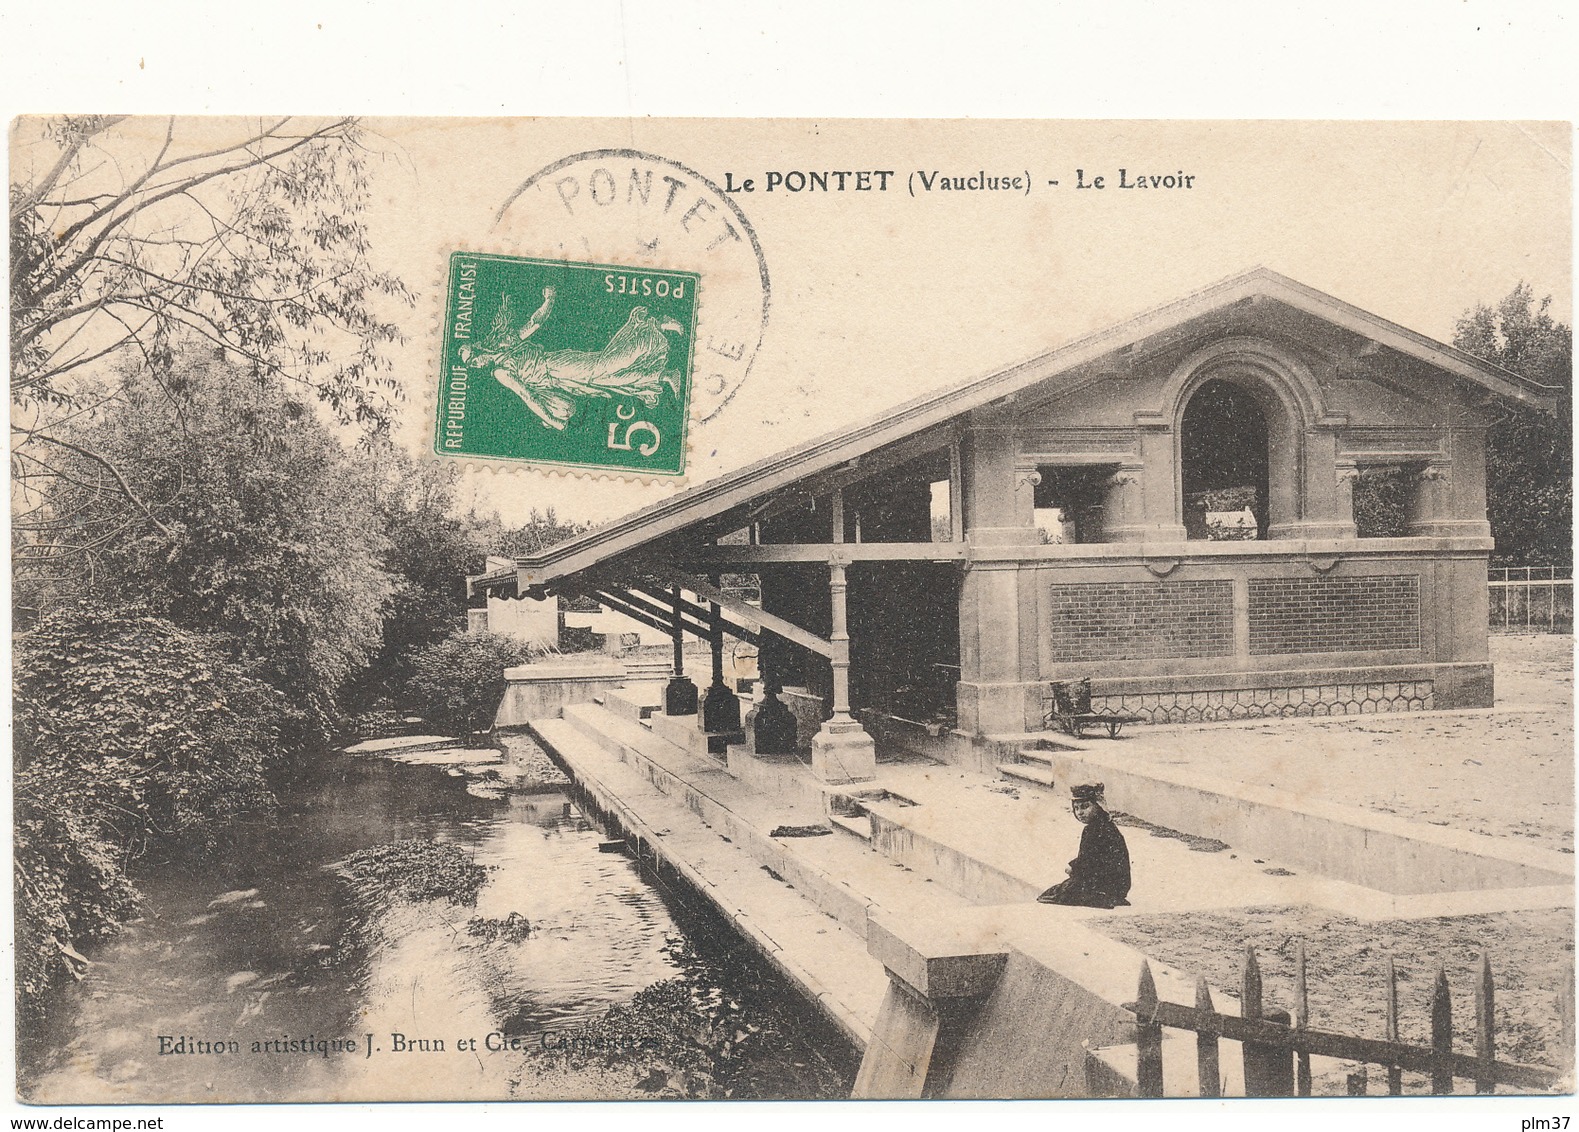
1038;807;1131;908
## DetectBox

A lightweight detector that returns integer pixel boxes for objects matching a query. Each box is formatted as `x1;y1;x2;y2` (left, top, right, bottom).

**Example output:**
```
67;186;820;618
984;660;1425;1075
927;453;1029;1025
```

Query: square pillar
1133;423;1189;543
1406;422;1493;539
1284;430;1359;540
955;561;1039;735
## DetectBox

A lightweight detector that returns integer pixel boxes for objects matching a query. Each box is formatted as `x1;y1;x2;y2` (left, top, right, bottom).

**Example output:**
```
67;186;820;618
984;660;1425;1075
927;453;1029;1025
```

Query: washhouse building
471;269;1558;786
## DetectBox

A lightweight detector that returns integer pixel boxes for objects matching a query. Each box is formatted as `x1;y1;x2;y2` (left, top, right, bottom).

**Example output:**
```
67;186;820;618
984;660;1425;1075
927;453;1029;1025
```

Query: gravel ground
1118;634;1574;853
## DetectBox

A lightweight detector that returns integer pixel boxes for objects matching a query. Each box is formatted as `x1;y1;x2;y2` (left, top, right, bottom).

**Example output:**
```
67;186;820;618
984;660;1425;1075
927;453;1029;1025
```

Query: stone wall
494;660;631;727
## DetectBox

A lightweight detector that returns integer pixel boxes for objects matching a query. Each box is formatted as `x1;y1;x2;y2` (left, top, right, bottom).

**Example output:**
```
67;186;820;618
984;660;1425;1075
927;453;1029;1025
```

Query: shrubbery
13;606;284;1020
404;631;540;742
18;356;395;760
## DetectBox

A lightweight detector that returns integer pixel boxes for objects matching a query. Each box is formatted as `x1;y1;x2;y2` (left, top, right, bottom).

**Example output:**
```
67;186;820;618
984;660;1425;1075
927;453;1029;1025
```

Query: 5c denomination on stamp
435;253;699;476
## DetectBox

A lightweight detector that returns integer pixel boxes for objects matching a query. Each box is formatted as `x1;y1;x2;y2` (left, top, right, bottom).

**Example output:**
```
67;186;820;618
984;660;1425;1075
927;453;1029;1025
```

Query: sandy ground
1115;634;1574;853
1088;635;1575;1086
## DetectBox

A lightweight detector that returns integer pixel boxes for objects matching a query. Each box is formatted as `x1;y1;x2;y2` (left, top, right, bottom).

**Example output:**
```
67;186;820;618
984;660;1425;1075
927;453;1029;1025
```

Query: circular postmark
493;150;770;425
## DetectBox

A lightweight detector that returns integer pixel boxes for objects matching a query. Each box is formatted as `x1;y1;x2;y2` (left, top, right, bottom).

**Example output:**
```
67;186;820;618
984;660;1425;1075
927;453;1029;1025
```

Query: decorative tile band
1093;679;1436;723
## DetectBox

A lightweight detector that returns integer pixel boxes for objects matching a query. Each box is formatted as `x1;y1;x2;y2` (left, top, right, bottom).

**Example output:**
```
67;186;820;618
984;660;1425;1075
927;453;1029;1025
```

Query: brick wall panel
1248;574;1420;655
1047;580;1233;661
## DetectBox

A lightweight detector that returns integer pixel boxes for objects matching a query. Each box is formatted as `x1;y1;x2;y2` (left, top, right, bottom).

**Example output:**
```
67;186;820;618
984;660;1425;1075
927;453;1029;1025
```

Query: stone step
863;794;1042;906
624;660;675;678
557;703;878;937
561;702;642;760
550;702;973;941
529;715;886;1051
996;762;1058;791
829;812;873;843
602;685;662;724
1014;746;1057;767
647;709;708;758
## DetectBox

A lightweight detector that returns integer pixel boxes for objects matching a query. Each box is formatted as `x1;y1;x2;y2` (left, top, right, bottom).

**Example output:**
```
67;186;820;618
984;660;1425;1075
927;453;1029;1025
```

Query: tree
483;506;592;558
19;351;394;752
11;115;412;580
1453;285;1573;567
14;606;284;1020
352;448;490;707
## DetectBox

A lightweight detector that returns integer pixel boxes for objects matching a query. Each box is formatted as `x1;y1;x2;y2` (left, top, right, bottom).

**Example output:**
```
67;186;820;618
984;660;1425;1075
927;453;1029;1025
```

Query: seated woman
1037;782;1131;909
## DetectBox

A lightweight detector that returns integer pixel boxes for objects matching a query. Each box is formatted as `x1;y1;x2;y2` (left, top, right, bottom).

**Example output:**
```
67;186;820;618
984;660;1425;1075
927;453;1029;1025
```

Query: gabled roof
478;267;1558;595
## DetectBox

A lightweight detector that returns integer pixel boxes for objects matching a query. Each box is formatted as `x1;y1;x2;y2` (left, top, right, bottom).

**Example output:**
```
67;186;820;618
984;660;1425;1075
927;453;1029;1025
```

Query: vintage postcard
9;117;1573;1112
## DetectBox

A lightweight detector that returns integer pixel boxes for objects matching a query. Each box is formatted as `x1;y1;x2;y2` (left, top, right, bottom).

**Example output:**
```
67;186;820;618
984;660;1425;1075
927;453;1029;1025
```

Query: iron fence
1489;566;1573;633
1121;943;1571;1097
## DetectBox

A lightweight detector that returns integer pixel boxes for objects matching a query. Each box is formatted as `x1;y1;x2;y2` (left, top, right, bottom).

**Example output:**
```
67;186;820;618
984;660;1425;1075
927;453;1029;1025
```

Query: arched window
1180;379;1270;540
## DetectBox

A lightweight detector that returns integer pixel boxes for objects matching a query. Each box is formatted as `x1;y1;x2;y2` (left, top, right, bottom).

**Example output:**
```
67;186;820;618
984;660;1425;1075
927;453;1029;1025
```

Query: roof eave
505;267;1559;588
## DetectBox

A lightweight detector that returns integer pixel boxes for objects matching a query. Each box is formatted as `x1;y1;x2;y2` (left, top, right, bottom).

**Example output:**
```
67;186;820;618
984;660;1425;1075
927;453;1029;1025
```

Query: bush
404;631;539;741
13;604;284;1020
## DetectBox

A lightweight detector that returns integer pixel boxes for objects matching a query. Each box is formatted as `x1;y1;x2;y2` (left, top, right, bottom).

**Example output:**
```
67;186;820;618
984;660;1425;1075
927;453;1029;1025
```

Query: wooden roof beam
673;572;834;659
660;542;967;565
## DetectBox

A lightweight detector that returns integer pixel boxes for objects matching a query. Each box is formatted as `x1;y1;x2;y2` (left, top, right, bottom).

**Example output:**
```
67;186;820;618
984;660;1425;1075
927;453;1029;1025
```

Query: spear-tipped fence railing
1123;944;1572;1097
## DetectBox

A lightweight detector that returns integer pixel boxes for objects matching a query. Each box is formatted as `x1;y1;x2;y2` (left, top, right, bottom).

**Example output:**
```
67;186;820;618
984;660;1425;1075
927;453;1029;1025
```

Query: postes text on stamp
435;253;699;476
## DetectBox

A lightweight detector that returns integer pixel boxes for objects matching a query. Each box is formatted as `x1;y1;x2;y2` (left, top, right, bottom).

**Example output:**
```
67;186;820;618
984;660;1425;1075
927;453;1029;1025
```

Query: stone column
811;556;877;784
663;584;698;716
1405;462;1460;537
1273;429;1356;540
1096;464;1144;542
1304;430;1358;539
701;594;741;732
1333;459;1361;537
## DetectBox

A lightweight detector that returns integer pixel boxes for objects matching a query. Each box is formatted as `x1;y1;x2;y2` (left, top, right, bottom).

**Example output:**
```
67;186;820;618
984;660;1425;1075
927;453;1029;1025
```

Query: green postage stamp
435;253;699;476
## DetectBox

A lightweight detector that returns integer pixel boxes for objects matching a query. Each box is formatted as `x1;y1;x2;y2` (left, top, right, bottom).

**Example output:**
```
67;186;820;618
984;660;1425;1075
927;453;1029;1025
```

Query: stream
18;737;857;1103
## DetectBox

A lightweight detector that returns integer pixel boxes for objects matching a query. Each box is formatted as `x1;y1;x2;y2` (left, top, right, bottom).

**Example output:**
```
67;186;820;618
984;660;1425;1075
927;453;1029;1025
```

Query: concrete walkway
529;703;977;1051
518;676;1571;1097
1087;633;1575;855
859;760;1561;920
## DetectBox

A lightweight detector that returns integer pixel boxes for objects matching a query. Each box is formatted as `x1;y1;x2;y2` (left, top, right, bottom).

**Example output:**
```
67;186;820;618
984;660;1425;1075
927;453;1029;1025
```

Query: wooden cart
1044;678;1146;738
